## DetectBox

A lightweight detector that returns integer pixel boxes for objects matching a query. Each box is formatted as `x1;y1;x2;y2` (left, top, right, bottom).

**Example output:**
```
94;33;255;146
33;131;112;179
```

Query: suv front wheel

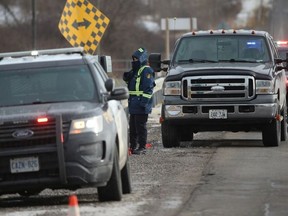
98;147;122;201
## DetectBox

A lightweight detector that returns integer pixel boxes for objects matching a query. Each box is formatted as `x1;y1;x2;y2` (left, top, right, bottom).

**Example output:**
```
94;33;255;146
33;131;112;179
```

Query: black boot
129;146;136;154
133;147;146;155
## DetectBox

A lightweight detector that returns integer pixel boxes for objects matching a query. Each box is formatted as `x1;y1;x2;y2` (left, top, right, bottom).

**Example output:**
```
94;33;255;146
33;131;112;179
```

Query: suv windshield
173;35;271;64
0;65;97;106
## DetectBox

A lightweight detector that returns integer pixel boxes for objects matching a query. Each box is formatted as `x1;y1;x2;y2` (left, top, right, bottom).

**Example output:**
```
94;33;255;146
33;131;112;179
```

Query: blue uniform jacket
123;66;155;114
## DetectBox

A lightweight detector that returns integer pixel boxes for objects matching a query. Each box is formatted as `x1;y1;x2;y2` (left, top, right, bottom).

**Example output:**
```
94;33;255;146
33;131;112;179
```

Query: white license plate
10;156;40;173
209;109;227;119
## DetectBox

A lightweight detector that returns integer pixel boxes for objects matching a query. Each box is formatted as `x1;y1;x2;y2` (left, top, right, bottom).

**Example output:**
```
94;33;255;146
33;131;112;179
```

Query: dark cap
132;47;148;65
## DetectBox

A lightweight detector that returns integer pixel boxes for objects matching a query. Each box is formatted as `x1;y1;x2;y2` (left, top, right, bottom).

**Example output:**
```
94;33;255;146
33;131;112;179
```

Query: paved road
1;105;288;216
179;133;288;216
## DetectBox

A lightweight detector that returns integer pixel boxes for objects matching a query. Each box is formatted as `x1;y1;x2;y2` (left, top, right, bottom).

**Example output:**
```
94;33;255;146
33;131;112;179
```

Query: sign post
165;18;170;60
32;0;36;50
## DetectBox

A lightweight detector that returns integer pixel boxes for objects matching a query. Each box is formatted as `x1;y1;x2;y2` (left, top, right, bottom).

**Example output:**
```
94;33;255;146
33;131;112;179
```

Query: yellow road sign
58;0;110;54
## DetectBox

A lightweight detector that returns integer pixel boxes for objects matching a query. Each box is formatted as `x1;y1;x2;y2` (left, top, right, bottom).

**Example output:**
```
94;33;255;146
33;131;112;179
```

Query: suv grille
0;118;70;149
182;75;255;101
0;117;70;182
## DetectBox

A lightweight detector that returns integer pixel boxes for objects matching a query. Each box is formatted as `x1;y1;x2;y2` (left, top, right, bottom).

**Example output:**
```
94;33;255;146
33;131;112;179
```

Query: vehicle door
93;62;128;169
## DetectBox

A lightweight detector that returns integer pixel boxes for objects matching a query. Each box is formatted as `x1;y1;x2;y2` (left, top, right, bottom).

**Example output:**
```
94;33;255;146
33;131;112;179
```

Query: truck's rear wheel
281;102;287;141
161;122;180;148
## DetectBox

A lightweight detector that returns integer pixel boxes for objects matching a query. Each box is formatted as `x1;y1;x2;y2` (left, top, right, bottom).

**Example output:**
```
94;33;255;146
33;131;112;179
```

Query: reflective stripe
135;66;149;92
142;93;152;99
129;91;152;99
129;91;143;96
138;48;144;52
129;65;153;99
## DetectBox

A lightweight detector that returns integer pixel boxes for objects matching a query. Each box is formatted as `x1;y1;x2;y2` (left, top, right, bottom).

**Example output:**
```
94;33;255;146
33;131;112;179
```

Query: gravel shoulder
126;106;216;216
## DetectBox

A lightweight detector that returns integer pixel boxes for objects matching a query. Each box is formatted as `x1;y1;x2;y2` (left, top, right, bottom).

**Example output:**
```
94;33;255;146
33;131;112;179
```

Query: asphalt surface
1;105;288;216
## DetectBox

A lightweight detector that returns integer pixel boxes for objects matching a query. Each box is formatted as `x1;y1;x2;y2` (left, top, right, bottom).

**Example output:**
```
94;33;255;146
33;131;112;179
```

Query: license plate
10;156;40;173
209;109;227;119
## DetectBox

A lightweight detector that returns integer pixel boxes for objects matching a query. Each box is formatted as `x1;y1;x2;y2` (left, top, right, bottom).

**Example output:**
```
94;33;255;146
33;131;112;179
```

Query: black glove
123;70;134;83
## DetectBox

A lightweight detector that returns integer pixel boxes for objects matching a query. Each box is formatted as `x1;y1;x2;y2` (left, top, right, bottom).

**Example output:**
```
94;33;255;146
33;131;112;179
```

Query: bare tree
1;0;274;61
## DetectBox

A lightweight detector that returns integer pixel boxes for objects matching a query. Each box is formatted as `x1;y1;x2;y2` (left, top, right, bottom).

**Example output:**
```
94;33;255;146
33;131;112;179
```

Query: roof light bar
276;41;288;45
0;47;84;59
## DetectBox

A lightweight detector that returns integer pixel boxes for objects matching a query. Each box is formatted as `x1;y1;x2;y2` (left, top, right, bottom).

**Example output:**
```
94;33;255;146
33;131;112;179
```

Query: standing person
123;47;155;155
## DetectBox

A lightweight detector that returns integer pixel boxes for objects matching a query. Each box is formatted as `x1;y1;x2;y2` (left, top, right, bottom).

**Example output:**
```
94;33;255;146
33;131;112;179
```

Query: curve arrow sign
72;18;91;30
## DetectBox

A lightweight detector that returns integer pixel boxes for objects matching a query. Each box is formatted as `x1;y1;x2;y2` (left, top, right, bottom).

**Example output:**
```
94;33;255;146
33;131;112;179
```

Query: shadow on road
181;140;264;148
0;192;98;208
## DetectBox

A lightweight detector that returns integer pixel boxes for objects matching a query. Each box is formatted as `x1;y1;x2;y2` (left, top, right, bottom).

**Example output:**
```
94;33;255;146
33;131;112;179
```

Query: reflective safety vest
128;65;152;99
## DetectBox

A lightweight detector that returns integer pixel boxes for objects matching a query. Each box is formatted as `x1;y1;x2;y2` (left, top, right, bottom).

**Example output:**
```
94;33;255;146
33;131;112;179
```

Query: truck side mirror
276;66;284;71
275;58;283;64
149;53;162;72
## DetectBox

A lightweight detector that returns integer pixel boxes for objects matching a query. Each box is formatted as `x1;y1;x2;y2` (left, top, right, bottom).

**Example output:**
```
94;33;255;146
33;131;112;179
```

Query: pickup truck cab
150;29;287;147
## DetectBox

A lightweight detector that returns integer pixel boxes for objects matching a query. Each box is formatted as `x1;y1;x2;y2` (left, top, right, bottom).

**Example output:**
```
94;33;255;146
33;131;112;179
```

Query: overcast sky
0;1;271;29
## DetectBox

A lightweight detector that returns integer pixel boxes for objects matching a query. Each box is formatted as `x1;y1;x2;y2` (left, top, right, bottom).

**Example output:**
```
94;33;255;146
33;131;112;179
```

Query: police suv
150;29;287;148
0;47;131;201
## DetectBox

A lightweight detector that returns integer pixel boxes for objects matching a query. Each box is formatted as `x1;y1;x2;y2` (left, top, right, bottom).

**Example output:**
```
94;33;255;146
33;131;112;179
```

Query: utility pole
32;0;36;50
257;0;263;22
165;18;170;60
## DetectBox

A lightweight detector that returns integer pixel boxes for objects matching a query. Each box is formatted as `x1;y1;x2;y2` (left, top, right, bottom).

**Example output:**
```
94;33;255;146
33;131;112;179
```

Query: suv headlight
70;116;103;134
163;81;181;96
256;80;274;94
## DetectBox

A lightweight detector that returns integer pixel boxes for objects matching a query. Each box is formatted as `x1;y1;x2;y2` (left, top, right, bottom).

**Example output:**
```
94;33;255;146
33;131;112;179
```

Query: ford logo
211;85;225;91
12;129;34;139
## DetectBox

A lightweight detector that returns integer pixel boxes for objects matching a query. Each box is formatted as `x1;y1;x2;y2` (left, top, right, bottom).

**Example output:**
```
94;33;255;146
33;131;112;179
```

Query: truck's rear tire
161;122;180;148
281;102;287;141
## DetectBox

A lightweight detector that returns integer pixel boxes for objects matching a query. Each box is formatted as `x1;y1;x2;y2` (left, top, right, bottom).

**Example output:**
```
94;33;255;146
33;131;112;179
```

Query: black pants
129;114;148;149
